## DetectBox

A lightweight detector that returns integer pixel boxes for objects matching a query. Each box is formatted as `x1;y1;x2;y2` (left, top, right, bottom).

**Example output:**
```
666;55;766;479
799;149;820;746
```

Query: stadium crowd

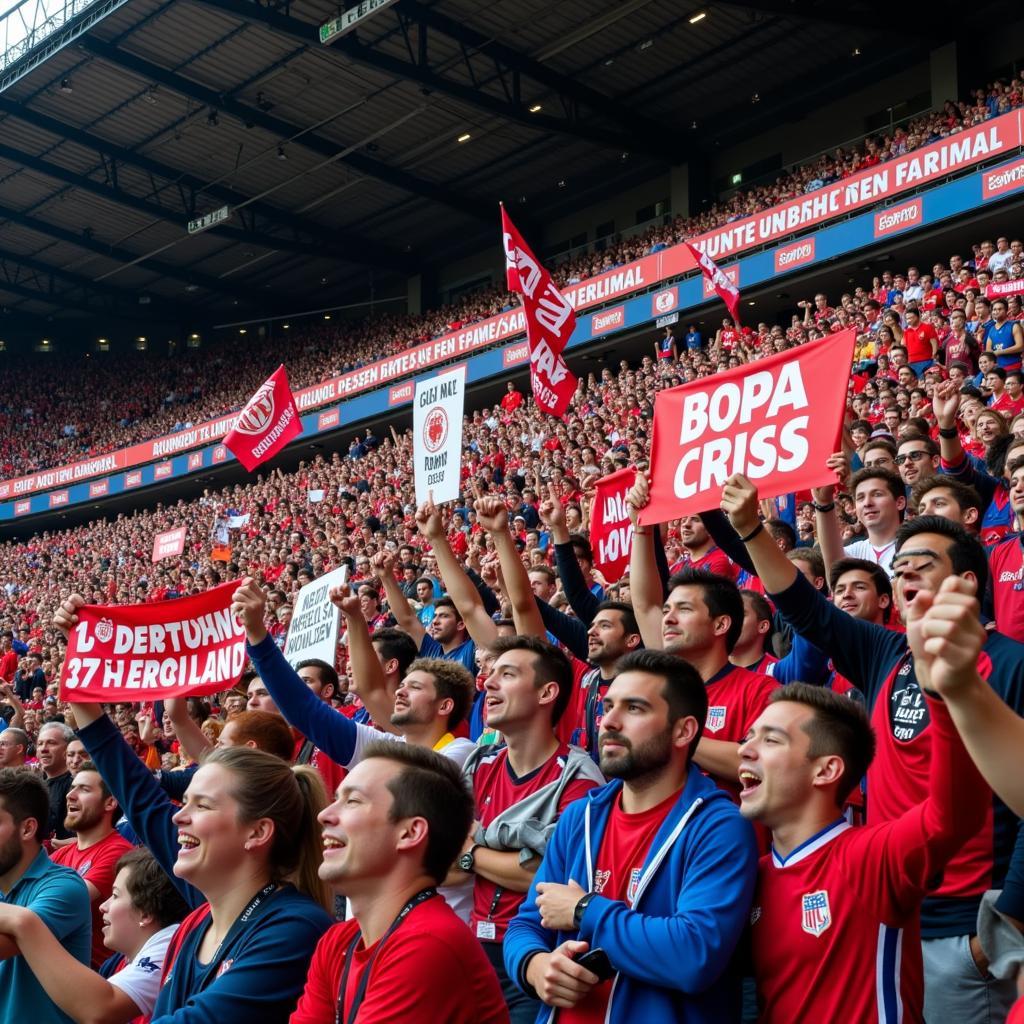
2;76;1021;477
0;208;1022;1023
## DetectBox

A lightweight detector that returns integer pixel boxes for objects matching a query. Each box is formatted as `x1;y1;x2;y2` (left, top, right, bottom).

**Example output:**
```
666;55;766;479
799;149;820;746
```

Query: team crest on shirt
705;706;727;733
216;959;234;978
593;869;611;894
800;890;832;937
627;868;642;905
76;861;93;877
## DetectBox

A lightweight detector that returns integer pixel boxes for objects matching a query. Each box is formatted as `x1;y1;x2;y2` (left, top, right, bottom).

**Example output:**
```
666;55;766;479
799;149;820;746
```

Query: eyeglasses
895;450;930;465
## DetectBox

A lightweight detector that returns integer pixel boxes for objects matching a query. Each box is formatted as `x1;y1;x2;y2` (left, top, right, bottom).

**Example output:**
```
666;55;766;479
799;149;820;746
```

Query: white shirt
843;537;898;578
108;924;178;1016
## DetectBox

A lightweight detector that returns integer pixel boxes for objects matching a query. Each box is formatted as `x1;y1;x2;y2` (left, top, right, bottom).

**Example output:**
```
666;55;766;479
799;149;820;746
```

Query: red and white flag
590;468;636;584
501;207;577;418
224;364;302;472
686;241;741;325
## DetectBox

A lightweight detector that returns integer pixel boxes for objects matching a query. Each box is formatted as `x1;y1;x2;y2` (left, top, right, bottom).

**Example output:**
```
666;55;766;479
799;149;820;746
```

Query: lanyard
335;888;437;1024
198;883;276;991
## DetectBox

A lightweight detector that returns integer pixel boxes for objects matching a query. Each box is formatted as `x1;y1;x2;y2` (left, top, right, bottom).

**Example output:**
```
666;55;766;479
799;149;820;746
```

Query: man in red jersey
669;515;738;579
722;474;1024;1024
738;576;988;1023
455;635;605;1023
290;742;508;1024
51;763;132;969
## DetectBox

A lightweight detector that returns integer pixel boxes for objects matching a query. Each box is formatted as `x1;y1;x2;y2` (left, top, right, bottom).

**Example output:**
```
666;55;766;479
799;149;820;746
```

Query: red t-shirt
902;323;939;364
989;533;1024;644
670;545;739;581
471;744;600;943
289;896;508;1024
561;788;680;1023
52;829;134;968
702;665;778;801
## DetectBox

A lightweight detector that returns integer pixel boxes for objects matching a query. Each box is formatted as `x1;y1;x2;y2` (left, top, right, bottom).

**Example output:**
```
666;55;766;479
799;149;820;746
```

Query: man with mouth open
721;473;1024;1024
290;741;509;1024
51;763;132;968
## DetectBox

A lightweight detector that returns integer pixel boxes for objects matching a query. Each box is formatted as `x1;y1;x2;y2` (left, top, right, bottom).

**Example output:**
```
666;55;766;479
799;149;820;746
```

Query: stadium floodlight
319;0;398;45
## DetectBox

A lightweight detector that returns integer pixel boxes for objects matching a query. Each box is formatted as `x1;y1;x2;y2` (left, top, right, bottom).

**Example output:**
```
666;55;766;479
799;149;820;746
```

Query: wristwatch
573;891;598;930
458;844;479;873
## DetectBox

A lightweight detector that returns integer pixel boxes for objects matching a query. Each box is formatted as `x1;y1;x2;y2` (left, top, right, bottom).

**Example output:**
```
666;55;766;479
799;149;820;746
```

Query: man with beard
0;768;90;1023
505;649;757;1023
51;763;132;968
669;515;738;579
35;723;73;841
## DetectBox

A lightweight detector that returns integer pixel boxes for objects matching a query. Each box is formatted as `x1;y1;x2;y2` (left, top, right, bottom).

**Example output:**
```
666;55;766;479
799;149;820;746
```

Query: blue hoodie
505;769;757;1024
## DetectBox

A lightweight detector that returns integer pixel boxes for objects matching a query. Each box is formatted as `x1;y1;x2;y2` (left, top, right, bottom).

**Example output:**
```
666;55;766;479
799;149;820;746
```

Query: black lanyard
335;888;437;1024
196;883;277;991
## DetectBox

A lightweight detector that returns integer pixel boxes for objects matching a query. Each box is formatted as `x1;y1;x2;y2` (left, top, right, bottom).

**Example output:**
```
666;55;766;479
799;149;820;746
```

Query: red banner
690;111;1021;261
641;330;855;525
986;280;1024;298
59;582;246;701
590;468;636;584
686;241;741;324
224;365;303;472
152;527;186;563
502;207;578;418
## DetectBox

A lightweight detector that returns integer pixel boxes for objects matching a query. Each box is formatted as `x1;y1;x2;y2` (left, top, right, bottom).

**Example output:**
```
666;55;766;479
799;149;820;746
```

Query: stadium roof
0;0;1012;331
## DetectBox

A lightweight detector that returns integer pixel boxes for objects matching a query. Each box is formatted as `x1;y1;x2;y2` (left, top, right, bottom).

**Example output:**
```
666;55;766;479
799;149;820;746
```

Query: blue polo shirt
0;847;91;1023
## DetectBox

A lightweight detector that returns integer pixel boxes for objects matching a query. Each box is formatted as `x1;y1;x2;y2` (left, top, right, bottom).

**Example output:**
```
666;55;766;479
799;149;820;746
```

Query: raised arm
625;472;665;649
163;700;214;764
232;580;365;766
415;496;498;648
373;550;425;646
332;584;399;736
922;579;1024;819
812;453;849;576
0;905;142;1024
473;483;546;638
541;483;600;626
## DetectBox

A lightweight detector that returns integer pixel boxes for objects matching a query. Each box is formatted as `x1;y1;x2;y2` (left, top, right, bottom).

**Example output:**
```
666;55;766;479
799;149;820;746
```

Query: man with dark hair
458;635;605;1022
506;648;757;1022
896;434;939;490
730;590;775;671
51;763;132;968
234;580;477;921
910;476;982;529
628;539;778;799
291;743;508;1024
0;768;91;1022
740;580;987;1023
818;467;905;578
723;474;1024;1023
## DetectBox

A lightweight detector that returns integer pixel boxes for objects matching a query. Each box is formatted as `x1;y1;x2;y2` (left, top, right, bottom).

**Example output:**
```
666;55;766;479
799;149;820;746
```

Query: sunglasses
894;451;930;465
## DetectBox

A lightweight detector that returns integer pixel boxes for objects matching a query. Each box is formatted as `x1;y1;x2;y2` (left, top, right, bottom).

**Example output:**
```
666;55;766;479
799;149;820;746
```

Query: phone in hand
574;947;614;982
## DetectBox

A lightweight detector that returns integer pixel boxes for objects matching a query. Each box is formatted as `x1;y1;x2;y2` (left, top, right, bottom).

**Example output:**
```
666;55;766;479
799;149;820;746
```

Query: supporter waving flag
501;206;578;418
223;364;302;472
686;240;742;326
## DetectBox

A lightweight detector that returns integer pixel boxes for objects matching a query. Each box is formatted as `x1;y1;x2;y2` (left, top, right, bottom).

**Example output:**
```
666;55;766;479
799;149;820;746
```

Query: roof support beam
708;1;907;32
79;34;493;222
192;0;674;159
0;97;416;273
0;141;375;266
0;197;269;306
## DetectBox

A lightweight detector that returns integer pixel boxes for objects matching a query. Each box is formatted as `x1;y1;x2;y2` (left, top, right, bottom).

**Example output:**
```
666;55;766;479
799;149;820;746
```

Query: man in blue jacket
504;648;758;1023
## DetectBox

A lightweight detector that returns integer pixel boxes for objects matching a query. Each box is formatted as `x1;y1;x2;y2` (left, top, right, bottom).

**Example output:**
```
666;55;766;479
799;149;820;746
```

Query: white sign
319;0;398;43
656;312;679;328
413;365;465;505
227;513;250;528
187;205;231;235
308;489;325;503
284;565;349;669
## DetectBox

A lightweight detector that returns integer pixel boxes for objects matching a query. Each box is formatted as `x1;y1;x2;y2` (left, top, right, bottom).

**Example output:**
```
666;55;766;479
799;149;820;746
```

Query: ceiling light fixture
277;145;287;160
529;103;542;113
689;11;706;23
457;132;471;143
60;78;72;93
